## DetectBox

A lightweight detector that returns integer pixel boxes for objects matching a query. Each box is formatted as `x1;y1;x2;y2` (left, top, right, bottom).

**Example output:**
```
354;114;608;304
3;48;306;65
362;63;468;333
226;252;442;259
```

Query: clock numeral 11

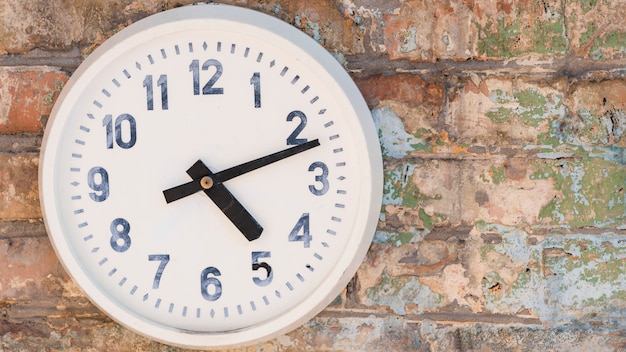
143;74;168;111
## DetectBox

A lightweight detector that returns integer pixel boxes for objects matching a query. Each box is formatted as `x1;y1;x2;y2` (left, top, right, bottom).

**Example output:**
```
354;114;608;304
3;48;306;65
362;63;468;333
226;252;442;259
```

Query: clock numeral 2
190;59;224;95
143;74;168;110
286;110;307;145
103;114;137;149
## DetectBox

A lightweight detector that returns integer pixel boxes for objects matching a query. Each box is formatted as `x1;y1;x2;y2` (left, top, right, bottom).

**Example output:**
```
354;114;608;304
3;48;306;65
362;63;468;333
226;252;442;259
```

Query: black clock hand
186;160;263;241
163;139;320;203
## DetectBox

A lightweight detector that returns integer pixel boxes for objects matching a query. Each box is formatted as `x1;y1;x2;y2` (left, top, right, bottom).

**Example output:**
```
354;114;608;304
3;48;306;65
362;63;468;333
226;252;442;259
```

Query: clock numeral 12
143;74;168;110
189;59;224;95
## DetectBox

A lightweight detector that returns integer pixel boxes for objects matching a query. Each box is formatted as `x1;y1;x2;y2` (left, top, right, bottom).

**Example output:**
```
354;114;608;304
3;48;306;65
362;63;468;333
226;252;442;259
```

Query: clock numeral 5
289;213;311;248
190;59;224;95
143;74;168;111
251;251;273;286
103;114;137;149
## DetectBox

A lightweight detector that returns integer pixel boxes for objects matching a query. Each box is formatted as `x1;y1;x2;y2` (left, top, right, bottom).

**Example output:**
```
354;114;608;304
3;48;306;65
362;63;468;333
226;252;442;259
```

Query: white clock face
40;4;381;349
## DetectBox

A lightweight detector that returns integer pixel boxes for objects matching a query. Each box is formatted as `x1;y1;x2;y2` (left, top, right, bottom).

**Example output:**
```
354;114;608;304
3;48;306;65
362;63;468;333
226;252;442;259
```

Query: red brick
0;68;67;133
0;153;40;220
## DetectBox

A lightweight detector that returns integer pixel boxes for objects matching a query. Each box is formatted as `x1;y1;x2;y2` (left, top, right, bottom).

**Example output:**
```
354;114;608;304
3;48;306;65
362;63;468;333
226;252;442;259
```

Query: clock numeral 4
189;59;224;95
289;213;311;248
88;166;109;202
103;114;137;149
143;74;168;111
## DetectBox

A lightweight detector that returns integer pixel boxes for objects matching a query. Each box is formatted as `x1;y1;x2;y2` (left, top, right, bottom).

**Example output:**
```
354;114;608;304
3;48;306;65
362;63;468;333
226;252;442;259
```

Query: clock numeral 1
143;74;168;110
200;266;222;301
250;72;261;108
148;254;170;289
286;110;307;145
288;213;311;248
251;251;273;287
110;218;131;252
103;114;137;149
308;162;329;196
189;59;224;95
88;166;109;202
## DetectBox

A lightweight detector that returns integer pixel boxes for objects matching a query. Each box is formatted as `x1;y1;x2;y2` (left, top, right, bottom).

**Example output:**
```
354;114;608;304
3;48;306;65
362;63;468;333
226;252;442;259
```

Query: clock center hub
200;176;214;190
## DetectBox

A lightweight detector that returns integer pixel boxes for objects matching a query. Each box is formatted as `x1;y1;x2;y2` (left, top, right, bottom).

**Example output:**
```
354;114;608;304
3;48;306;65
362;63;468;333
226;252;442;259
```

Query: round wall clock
39;3;382;349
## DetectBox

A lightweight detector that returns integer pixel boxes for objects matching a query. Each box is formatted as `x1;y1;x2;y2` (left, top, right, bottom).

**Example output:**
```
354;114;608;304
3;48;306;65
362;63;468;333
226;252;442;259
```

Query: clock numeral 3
308;162;329;196
288;213;311;248
190;59;224;95
143;74;168;111
103;114;137;149
110;217;132;252
200;266;222;301
88;166;109;202
148;254;170;289
251;251;273;286
286;110;307;145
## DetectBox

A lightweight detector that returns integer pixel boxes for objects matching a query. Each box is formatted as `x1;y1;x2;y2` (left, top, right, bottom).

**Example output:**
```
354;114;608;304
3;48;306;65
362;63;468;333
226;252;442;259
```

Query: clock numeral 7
143;74;168;111
148;254;170;289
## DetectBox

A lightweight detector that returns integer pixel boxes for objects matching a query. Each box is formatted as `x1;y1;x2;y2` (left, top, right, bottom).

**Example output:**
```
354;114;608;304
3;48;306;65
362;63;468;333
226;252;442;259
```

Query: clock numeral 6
103;113;137;149
251;251;273;287
200;266;222;301
110;217;132;252
289;213;311;248
88;166;109;202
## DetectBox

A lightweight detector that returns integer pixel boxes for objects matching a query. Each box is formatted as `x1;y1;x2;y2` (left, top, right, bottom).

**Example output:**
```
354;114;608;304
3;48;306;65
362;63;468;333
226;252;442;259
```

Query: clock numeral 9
88;166;109;202
143;74;168;111
308;162;329;196
200;266;222;301
103;114;137;149
190;59;224;95
110;217;131;252
289;213;311;248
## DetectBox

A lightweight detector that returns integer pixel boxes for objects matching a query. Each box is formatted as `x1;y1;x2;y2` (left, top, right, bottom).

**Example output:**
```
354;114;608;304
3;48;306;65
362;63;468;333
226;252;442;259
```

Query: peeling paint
372;106;423;158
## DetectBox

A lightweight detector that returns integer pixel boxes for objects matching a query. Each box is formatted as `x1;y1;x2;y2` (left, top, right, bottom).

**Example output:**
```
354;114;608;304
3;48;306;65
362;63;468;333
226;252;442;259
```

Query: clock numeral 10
103;114;137;149
143;74;168;111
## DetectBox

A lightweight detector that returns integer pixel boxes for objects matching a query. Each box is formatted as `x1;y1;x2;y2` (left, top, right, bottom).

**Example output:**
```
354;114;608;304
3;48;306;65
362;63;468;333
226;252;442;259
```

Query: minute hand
212;139;320;184
162;139;320;203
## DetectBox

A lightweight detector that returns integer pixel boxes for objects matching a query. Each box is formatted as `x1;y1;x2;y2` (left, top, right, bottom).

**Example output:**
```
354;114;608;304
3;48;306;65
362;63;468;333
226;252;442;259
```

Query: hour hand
163;160;263;241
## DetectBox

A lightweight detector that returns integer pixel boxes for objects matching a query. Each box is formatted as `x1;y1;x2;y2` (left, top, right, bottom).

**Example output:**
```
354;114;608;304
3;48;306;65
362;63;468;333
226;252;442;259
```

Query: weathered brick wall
1;0;625;350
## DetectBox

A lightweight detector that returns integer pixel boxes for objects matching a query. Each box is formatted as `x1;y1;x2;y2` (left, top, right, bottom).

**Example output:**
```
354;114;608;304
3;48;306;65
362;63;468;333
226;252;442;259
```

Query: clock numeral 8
110;217;131;252
200;266;222;301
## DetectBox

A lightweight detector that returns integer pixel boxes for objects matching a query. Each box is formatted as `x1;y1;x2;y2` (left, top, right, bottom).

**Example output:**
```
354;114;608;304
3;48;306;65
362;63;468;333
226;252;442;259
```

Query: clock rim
39;3;383;349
